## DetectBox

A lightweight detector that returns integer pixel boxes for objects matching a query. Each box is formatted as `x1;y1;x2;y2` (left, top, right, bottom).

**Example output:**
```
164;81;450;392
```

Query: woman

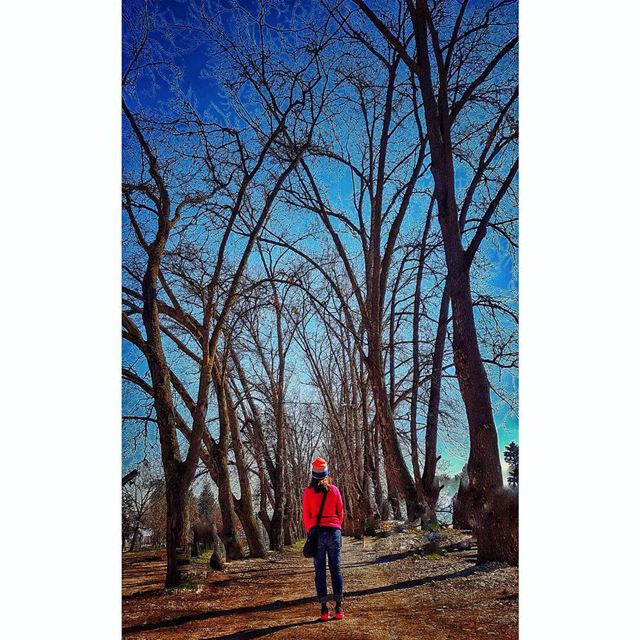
302;457;345;621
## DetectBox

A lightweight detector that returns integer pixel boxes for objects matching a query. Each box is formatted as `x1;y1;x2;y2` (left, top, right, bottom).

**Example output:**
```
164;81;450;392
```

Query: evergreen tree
504;442;519;487
198;482;216;521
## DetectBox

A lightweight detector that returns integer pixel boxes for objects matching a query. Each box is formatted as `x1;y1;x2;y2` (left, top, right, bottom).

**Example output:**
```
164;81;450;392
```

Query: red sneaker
334;605;344;620
320;607;330;621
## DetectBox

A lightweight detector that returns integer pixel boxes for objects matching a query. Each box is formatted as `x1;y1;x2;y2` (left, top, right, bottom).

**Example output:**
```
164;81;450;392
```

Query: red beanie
311;457;328;479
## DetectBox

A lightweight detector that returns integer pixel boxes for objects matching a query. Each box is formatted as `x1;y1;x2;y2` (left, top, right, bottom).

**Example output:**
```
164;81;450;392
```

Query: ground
123;526;518;640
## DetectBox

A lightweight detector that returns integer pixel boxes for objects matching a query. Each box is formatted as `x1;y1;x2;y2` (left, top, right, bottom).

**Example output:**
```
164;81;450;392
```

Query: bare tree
260;13;435;515
351;0;518;561
122;1;320;584
122;463;160;551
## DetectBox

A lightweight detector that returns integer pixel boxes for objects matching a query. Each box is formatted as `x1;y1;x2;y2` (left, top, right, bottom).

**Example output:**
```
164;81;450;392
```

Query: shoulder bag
302;489;329;558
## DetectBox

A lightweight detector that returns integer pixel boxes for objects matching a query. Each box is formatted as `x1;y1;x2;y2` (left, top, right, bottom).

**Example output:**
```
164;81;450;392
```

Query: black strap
314;489;329;529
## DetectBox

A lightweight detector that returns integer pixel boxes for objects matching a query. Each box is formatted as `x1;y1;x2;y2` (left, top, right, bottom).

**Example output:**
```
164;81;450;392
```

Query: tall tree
261;21;433;515
197;482;217;521
122;1;319;582
351;0;518;560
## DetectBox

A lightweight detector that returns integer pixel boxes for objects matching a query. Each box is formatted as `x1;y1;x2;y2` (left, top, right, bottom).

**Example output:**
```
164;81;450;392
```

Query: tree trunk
235;501;267;558
215;462;244;560
212;369;245;561
226;379;268;558
369;415;384;512
270;498;285;551
209;522;227;571
452;466;473;529
128;521;140;553
271;304;288;551
230;346;277;486
367;335;417;508
283;497;294;546
476;488;518;565
421;285;450;521
164;480;186;588
415;136;502;530
386;0;508;554
258;486;273;543
448;267;503;520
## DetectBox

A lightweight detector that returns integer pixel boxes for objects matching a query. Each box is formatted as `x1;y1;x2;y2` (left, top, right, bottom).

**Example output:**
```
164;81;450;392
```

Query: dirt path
123;531;518;640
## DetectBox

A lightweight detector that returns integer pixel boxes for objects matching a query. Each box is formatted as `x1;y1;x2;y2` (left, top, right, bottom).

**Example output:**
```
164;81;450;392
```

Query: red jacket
302;484;344;533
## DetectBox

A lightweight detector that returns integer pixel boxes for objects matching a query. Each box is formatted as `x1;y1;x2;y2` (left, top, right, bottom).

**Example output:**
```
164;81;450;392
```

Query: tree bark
227;377;268;558
212;366;245;561
447;266;503;520
367;335;417;510
421;284;450;520
409;200;435;509
269;298;288;551
475;488;519;565
164;482;186;587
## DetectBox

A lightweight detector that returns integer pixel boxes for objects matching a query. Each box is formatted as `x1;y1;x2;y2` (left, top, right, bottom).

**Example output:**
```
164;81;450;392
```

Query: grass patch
426;553;445;561
176;577;201;590
426;520;442;532
191;551;213;568
290;538;306;552
172;551;215;591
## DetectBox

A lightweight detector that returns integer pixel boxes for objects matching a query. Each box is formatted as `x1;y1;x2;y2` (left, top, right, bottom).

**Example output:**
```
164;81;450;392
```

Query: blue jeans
313;527;343;604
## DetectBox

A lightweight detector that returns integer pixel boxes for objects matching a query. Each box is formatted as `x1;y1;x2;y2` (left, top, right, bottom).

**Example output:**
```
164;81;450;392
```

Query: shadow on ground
201;619;322;640
123;564;494;635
